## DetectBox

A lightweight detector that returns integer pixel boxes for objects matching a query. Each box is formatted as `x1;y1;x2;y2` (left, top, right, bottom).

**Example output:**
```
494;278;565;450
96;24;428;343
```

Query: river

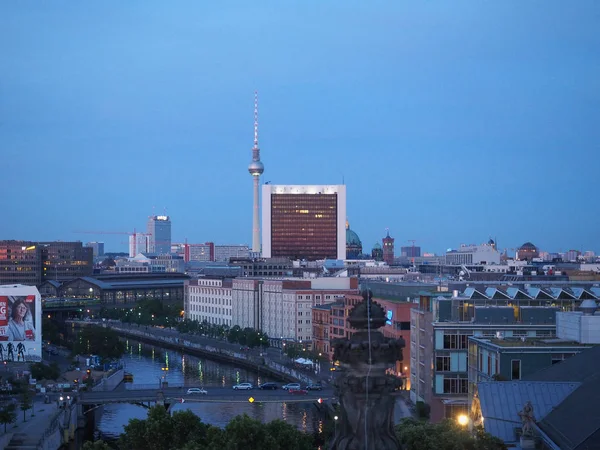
95;337;326;440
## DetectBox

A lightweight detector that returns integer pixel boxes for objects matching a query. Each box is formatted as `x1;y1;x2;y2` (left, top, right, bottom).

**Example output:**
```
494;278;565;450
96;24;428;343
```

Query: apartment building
410;286;598;422
231;277;359;343
185;277;233;325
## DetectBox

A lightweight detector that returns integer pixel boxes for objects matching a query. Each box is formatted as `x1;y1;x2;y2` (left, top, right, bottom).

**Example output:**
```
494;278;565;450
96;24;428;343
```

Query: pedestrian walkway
2;399;61;449
103;321;332;386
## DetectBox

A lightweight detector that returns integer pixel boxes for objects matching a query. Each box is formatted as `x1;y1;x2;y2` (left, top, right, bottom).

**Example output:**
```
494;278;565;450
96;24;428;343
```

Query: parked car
289;388;308;395
186;388;207;395
233;383;253;390
258;382;278;390
306;383;322;391
282;383;300;391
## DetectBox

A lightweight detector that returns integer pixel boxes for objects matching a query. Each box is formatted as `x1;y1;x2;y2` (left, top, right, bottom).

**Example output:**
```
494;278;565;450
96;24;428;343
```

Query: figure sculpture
330;290;405;450
518;401;536;437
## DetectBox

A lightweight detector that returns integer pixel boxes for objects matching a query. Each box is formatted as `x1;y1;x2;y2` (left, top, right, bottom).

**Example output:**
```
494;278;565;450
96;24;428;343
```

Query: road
79;385;335;405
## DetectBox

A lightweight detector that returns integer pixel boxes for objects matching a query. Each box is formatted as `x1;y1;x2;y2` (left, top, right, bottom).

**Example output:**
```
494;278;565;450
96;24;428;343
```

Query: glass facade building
147;215;172;255
262;185;346;260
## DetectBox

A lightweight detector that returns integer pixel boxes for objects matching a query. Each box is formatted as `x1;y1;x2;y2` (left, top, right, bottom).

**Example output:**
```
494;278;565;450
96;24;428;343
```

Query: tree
29;362;60;381
395;418;507;450
83;441;112;450
227;325;242;344
0;403;16;433
20;389;32;422
72;326;125;361
120;406;209;450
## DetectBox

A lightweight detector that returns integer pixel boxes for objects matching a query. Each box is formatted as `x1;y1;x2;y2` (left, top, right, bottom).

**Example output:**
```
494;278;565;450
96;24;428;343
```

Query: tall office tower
147;215;172;254
261;185;346;261
129;233;149;257
382;229;395;265
85;241;105;258
247;91;264;254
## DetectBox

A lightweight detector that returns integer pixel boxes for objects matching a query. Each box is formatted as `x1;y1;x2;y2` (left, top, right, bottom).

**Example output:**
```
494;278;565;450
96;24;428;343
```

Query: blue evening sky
1;1;599;255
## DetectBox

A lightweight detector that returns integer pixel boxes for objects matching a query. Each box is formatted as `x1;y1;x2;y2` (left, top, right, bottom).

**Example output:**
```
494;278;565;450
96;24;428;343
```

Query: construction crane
407;239;417;264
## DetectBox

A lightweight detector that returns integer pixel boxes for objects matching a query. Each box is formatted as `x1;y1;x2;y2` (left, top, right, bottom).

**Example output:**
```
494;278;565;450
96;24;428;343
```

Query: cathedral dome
345;220;363;259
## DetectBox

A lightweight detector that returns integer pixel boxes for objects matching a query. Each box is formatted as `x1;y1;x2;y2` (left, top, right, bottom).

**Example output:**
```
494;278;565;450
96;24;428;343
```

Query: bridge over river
78;385;335;406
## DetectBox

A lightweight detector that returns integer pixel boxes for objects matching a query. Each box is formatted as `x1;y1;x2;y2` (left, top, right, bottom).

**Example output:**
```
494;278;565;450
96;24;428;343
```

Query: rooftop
471;337;591;348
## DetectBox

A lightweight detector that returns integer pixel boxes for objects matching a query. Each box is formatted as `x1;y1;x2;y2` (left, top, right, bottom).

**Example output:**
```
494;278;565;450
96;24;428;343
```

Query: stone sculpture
330;289;406;450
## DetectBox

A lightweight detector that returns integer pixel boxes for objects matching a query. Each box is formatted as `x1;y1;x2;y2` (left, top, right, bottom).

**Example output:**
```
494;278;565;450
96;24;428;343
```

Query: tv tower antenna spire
248;90;264;254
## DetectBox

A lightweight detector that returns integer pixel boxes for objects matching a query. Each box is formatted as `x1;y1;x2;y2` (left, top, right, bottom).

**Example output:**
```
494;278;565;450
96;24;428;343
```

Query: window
436;356;450;371
399;321;410;331
511;360;521;380
443;378;468;394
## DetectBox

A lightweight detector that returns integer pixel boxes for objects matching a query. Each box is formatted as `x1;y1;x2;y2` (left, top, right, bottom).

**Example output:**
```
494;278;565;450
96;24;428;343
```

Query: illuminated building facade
147;215;172;255
261;185;346;261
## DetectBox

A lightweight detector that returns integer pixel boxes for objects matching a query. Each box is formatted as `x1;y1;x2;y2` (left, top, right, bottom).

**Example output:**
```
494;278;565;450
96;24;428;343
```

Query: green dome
372;242;382;249
346;228;362;246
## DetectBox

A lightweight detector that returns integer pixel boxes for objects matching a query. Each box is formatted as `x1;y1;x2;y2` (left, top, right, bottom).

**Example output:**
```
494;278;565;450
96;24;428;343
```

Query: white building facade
185;278;233;326
231;276;358;341
445;243;500;265
214;245;250;262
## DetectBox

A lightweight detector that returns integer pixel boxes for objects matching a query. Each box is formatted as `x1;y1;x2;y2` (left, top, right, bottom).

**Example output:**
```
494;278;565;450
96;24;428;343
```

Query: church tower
382;228;395;266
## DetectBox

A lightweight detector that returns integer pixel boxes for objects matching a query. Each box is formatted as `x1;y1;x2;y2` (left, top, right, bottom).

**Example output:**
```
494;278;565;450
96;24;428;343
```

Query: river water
96;337;325;439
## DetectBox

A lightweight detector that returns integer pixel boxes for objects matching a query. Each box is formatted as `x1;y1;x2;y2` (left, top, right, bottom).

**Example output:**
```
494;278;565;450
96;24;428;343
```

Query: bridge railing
125;383;186;390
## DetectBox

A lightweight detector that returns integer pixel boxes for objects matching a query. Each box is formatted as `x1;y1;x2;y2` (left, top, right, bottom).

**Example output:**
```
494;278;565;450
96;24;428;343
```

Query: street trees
0;403;16;433
29;362;61;381
395;418;507;450
72;326;125;361
20;390;32;422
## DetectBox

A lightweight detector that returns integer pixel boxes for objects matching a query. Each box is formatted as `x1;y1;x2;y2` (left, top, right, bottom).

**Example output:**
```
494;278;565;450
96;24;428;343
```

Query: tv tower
248;91;264;254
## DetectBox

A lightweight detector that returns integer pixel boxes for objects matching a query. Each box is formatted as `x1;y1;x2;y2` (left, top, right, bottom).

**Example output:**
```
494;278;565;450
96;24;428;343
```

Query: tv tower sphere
248;160;264;176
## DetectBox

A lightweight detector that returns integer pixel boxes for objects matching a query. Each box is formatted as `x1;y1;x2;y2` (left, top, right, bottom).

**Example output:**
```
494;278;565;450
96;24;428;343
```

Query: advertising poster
0;285;42;362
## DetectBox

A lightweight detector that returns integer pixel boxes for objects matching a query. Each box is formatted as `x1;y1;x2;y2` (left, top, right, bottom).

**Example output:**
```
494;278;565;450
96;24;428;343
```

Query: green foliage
118;407;320;450
72;326;125;361
415;401;430;420
29;362;61;381
109;300;183;327
83;441;113;450
42;317;63;346
20;390;32;422
120;406;209;450
0;403;17;433
395;418;507;450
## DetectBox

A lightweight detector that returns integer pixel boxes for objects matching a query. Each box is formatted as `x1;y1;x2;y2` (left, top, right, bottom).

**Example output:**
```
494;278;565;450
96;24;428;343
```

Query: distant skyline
1;1;599;255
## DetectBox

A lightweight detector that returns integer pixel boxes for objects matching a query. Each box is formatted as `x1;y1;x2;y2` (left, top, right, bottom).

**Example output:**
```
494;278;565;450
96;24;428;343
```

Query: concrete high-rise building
85;241;105;257
147;215;171;254
247;92;264;254
129;233;149;257
261;185;346;261
382;229;395;265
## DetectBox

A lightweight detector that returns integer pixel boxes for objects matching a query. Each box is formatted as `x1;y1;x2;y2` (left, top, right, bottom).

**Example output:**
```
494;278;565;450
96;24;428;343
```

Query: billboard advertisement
0;284;42;362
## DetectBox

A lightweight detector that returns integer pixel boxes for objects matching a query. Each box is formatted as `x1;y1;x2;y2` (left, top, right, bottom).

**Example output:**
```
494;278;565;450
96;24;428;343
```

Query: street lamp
334;415;338;436
457;414;469;427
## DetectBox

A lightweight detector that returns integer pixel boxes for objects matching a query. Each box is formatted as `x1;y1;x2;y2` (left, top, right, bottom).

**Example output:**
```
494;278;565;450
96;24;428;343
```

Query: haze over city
2;1;599;254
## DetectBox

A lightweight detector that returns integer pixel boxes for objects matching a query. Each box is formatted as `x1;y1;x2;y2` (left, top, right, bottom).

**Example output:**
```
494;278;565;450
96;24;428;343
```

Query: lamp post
334;415;338;437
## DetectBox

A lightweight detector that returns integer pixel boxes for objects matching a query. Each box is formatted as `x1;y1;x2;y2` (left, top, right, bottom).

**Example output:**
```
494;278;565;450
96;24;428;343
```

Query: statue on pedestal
330;290;406;450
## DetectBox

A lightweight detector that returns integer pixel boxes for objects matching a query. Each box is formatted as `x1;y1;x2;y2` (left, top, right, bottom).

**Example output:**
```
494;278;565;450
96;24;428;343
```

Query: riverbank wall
69;321;318;386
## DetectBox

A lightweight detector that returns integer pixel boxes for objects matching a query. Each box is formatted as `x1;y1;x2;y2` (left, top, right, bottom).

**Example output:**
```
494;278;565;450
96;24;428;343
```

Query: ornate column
330;290;406;450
